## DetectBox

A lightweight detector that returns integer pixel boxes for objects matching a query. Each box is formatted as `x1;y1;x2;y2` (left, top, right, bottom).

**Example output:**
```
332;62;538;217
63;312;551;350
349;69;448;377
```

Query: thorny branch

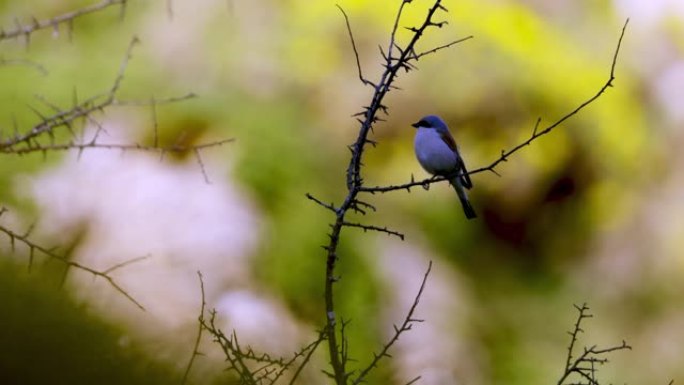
181;271;208;385
308;1;468;384
340;221;404;241
0;36;234;181
185;272;326;385
360;19;630;194
305;2;630;384
556;303;631;385
202;311;326;385
0;208;146;310
472;19;629;177
1;9;235;311
0;0;127;43
0;37;143;150
351;261;432;385
2;138;236;157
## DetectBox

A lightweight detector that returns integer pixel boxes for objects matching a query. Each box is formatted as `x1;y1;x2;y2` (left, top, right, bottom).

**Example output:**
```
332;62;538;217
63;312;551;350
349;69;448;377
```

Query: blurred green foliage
0;258;180;385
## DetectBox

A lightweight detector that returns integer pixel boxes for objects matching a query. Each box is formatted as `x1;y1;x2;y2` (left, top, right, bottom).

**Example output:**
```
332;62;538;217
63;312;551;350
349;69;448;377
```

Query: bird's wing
458;156;473;189
439;131;458;152
440;131;473;189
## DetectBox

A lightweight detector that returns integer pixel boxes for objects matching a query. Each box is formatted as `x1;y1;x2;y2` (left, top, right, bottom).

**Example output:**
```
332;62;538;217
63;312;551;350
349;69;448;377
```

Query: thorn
379;45;388;61
532;117;541;137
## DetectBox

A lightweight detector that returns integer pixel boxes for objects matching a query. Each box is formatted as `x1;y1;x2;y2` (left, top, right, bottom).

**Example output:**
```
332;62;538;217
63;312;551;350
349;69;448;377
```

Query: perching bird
413;115;477;219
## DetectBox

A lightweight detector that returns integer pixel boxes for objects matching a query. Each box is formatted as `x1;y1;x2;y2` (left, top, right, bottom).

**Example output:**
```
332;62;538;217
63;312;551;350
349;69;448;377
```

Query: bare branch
345;0;452;192
341;221;405;240
413;35;474;60
286;332;326;385
360;175;446;194
181;271;207;385
306;193;338;213
0;222;145;310
1;138;235;156
200;303;326;385
358;19;629;195
336;5;375;88
102;255;149;274
0;36;140;150
193;147;211;184
470;19;629;177
109;36;139;99
0;41;229;165
348;199;376;215
556;303;631;385
0;57;48;75
0;0;127;42
317;2;461;382
308;5;629;385
352;261;432;385
110;93;198;106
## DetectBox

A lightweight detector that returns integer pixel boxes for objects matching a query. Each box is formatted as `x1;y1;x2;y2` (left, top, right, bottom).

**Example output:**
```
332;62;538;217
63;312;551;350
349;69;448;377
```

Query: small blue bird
413;115;477;219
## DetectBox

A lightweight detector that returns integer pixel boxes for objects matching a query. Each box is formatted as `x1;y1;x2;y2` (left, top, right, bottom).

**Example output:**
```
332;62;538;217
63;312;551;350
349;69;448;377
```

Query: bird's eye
418;120;428;127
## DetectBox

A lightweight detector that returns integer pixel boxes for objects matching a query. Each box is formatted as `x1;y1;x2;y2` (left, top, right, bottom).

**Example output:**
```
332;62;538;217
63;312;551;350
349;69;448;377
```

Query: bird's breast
414;128;458;175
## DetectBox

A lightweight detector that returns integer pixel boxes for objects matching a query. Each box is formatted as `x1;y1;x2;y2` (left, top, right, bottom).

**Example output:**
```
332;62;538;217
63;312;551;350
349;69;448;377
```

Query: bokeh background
1;0;683;384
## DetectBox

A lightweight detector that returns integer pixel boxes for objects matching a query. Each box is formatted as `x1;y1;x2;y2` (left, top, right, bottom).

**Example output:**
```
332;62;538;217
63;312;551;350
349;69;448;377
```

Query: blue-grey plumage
412;115;477;219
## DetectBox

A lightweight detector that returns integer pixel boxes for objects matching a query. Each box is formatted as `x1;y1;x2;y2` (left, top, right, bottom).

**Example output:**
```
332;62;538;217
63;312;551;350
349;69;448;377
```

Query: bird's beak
411;121;420;128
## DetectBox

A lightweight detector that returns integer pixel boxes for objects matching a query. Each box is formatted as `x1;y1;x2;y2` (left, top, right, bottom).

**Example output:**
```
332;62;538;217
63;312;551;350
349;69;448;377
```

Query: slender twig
563;303;592;374
0;0;126;42
345;0;459;192
359;19;629;194
181;271;207;385
200;305;325;384
0;39;228;163
193;270;326;384
472;19;629;177
0;138;234;155
285;333;326;385
0;37;140;150
193;147;211;184
413;35;474;60
351;261;432;385
556;304;631;385
348;198;376;215
110;93;198;106
102;255;149;274
336;5;374;88
0;223;145;310
0;57;48;75
306;193;337;213
341;221;404;240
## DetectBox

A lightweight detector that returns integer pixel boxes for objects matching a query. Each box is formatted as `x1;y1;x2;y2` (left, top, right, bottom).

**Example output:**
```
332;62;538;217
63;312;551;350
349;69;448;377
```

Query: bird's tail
449;176;477;220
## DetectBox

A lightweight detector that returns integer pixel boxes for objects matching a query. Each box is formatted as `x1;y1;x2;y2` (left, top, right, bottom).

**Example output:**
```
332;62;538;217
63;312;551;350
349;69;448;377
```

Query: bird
412;115;477;219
